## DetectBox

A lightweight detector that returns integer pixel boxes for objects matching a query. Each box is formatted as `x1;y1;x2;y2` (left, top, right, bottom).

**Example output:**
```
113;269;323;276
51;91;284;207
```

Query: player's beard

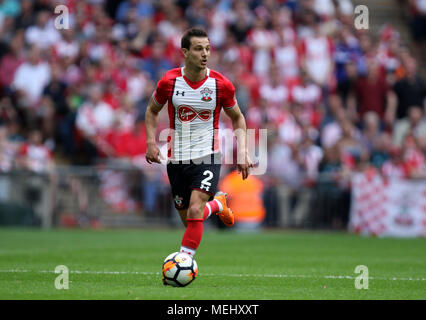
192;62;207;73
194;57;207;70
186;56;208;75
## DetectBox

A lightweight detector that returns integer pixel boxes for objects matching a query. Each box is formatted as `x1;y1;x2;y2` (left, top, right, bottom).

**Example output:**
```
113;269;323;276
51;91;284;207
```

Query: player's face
183;37;210;70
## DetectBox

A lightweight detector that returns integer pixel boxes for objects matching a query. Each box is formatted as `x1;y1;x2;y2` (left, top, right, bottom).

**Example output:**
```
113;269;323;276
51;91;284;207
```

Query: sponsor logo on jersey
200;87;213;102
177;105;211;122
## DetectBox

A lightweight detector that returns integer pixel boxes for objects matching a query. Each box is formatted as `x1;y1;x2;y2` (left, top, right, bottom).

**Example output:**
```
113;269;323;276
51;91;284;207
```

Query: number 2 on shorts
200;170;213;191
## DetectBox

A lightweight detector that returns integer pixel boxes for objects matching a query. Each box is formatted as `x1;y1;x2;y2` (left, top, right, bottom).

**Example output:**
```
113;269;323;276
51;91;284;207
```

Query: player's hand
237;153;253;180
146;142;164;164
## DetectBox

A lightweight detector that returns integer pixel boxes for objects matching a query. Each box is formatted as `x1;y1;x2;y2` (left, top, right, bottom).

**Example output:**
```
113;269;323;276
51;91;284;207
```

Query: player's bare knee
187;203;203;219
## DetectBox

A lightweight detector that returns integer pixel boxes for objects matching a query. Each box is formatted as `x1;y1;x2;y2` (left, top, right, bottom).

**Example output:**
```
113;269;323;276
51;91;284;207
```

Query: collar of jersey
181;67;209;90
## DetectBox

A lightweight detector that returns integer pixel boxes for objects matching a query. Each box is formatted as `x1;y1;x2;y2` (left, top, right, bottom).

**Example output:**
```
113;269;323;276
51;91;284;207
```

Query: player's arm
145;96;165;164
223;103;253;180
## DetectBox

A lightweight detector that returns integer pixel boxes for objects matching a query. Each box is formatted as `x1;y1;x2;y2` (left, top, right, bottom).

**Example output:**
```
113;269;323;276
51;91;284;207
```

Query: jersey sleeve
153;75;169;106
221;78;237;109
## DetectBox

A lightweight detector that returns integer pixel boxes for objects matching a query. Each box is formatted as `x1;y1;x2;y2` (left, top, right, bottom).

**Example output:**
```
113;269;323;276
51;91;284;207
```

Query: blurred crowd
0;0;425;216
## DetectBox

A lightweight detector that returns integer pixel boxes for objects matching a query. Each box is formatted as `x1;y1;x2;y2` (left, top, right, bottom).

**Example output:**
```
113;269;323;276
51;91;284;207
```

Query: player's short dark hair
181;28;209;50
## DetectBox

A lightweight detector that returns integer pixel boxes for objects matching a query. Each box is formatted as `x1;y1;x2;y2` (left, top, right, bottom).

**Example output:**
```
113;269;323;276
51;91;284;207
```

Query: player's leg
178;201;214;227
178;196;229;227
167;162;191;226
178;209;188;227
180;189;210;256
179;192;234;257
187;154;234;227
187;189;210;220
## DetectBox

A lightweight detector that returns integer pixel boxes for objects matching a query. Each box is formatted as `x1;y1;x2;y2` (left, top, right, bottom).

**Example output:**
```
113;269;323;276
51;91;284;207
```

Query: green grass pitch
0;227;424;300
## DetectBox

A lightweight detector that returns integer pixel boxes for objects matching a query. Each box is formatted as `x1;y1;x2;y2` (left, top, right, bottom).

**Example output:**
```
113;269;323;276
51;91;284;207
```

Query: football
162;252;198;287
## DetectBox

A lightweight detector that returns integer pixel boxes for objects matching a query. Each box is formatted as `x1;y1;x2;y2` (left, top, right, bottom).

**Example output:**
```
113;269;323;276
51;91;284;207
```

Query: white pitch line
0;269;425;282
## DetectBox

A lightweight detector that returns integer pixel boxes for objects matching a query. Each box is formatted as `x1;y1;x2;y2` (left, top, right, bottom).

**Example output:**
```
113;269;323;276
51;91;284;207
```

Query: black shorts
167;153;221;210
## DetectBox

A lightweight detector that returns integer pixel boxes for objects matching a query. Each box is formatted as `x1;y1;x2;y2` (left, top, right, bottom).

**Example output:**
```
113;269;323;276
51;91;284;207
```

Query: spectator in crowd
11;45;51;110
319;144;342;177
248;14;278;76
271;6;299;82
116;0;154;23
14;0;34;30
333;25;361;91
75;84;115;161
290;69;323;129
0;0;424;224
360;111;382;154
16;127;56;227
393;57;426;120
299;13;334;88
381;146;408;179
246;97;278;132
408;0;426;59
128;15;155;52
393;105;426;147
299;126;323;184
369;132;392;169
42;63;69;141
0;31;25;93
185;0;209;29
259;64;289;113
336;60;358;122
0;124;19;173
25;9;60;50
278;102;303;146
383;133;426;179
17;128;54;174
140;39;173;82
353;57;397;126
321;94;345;149
228;1;253;44
54;29;80;61
269;136;304;227
336;118;367;171
0;124;15;201
402;134;426;178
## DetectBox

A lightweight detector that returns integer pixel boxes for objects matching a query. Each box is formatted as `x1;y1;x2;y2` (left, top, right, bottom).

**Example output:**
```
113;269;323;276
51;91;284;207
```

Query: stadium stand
0;0;425;229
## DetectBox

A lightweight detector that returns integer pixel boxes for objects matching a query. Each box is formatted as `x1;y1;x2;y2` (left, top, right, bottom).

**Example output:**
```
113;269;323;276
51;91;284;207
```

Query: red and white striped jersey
19;143;53;173
153;67;236;161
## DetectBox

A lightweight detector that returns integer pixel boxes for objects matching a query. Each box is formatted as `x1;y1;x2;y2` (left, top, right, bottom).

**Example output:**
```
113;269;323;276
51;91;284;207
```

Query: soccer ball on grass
162;252;198;287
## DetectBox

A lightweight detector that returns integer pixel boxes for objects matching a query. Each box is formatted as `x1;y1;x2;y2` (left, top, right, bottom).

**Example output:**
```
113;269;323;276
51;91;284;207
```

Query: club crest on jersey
174;195;184;208
200;87;213;102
